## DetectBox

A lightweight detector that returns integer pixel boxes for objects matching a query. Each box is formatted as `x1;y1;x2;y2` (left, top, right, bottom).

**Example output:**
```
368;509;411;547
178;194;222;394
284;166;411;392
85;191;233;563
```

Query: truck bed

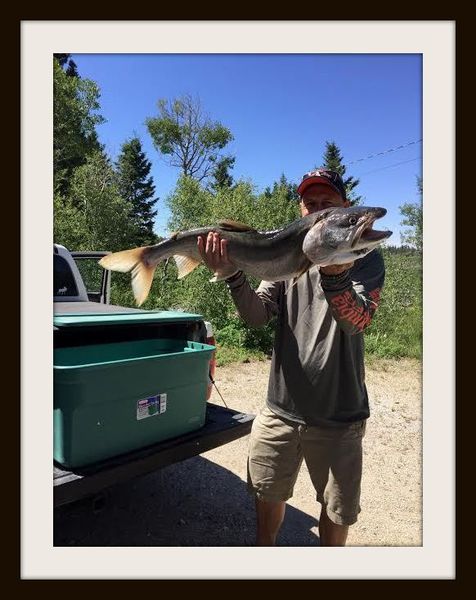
54;403;254;507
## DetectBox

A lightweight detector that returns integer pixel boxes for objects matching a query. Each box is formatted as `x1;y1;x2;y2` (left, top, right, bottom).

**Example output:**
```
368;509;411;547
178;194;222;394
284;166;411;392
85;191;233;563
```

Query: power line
345;139;422;166
356;156;421;176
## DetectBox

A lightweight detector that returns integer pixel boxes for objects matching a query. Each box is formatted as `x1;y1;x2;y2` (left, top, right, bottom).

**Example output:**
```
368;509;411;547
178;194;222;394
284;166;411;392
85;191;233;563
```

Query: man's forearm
320;266;383;335
226;271;280;328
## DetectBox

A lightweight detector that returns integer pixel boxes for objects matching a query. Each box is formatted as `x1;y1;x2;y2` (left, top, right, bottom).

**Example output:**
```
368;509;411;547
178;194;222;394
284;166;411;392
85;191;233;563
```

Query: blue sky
71;53;422;244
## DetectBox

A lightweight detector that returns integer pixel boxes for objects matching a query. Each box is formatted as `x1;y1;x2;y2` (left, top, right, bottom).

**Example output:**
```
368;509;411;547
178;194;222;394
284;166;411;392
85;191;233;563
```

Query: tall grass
365;247;422;359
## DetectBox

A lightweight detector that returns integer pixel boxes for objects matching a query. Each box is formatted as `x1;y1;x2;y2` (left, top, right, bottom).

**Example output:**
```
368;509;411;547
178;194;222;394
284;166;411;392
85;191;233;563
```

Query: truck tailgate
54;403;254;507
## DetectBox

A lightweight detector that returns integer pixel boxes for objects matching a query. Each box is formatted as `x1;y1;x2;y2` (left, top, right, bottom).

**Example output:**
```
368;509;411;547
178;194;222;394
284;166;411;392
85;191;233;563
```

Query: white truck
53;244;254;508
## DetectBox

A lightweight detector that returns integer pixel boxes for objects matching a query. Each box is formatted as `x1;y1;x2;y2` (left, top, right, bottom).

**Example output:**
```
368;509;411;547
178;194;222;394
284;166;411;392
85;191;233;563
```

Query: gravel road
54;357;422;547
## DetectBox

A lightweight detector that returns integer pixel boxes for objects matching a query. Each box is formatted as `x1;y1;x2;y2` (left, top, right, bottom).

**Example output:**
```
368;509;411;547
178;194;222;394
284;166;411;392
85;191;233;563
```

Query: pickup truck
53;244;254;508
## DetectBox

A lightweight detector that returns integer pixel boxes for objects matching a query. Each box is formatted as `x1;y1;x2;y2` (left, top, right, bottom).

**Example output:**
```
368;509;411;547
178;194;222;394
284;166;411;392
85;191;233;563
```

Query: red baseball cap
297;168;347;200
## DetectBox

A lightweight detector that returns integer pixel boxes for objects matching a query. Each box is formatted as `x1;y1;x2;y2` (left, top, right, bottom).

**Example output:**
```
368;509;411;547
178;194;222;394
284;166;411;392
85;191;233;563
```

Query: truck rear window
54;255;78;297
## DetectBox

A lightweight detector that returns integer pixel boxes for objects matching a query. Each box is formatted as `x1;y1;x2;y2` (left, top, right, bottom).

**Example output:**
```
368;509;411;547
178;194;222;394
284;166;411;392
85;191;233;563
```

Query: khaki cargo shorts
247;405;367;526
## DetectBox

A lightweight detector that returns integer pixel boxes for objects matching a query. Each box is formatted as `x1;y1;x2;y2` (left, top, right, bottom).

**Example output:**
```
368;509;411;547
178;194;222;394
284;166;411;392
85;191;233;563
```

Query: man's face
299;183;350;217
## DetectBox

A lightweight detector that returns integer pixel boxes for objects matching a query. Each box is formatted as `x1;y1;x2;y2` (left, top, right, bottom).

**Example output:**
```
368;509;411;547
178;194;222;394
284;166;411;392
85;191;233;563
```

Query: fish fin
217;219;256;232
99;246;147;273
173;254;202;279
131;261;156;307
284;262;313;295
99;247;155;306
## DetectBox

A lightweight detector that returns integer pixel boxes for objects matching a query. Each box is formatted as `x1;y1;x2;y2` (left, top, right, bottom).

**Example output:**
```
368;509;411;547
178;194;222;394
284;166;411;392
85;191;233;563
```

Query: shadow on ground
54;456;320;546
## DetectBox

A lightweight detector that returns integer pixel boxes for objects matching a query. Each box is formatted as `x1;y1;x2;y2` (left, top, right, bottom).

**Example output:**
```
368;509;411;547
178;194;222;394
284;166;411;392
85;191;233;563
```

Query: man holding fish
100;168;390;546
197;169;386;546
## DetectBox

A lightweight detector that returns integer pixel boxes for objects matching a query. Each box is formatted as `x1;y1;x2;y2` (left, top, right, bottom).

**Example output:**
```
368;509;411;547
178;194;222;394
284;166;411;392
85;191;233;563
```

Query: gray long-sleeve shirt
226;249;385;427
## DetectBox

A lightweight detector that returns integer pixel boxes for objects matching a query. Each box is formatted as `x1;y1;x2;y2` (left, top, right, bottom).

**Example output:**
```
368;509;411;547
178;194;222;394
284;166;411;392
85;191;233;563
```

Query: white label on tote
137;394;167;420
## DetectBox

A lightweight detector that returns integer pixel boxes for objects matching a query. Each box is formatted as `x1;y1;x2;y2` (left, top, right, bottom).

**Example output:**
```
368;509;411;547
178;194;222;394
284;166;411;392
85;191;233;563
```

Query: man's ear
343;200;351;208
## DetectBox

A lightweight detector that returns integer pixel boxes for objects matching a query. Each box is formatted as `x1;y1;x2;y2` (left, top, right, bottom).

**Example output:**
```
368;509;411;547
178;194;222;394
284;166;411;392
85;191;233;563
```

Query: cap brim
297;176;342;198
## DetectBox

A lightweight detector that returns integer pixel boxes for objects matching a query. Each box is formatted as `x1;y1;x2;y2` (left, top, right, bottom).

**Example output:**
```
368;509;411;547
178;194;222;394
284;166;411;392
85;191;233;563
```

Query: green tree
54;193;88;250
53;58;104;196
145;95;233;182
399;176;423;251
53;53;79;77
116;137;158;246
266;173;299;203
61;151;139;252
167;175;215;233
210;155;235;191
321;141;363;205
167;175;299;235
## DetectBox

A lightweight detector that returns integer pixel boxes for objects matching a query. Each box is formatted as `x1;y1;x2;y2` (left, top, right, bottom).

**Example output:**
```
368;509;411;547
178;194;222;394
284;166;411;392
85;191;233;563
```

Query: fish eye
349;216;358;225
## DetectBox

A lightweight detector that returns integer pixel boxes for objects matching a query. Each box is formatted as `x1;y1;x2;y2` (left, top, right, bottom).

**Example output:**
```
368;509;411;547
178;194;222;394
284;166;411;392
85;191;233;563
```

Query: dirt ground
54;357;422;547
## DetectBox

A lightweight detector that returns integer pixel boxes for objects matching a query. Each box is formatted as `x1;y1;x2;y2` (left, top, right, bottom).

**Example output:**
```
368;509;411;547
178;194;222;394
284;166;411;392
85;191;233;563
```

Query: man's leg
247;406;302;546
303;419;366;547
255;498;286;546
318;505;349;546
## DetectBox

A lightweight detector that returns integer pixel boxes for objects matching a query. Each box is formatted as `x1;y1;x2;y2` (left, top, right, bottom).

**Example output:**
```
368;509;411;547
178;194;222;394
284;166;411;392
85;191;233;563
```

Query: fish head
302;206;393;266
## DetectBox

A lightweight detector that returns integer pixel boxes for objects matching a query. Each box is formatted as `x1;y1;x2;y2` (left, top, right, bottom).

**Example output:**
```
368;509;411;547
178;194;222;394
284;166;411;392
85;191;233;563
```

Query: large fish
99;206;392;306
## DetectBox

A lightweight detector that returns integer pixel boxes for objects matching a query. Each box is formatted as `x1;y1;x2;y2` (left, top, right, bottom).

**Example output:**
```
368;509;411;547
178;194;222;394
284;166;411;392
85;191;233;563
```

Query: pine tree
321;141;363;205
273;174;299;202
116;137;158;245
263;174;299;203
210;155;235;192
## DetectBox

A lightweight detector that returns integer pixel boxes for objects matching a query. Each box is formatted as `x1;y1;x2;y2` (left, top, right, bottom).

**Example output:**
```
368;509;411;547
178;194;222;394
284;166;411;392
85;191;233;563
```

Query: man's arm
225;271;281;328
197;232;281;328
319;250;385;335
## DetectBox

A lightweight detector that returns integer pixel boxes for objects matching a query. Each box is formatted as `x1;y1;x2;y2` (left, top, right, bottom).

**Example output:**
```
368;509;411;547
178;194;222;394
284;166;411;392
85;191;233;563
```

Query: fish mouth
351;209;392;248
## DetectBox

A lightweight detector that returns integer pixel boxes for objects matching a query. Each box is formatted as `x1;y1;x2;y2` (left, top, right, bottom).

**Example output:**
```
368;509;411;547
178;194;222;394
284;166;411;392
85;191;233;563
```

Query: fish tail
99;246;157;306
